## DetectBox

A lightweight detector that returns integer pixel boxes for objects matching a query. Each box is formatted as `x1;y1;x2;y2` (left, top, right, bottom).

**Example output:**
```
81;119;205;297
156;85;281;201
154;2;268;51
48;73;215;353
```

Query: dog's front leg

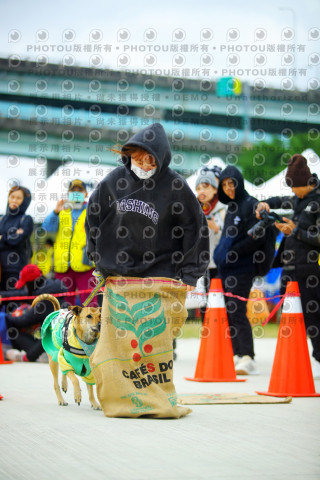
86;384;102;410
66;371;81;405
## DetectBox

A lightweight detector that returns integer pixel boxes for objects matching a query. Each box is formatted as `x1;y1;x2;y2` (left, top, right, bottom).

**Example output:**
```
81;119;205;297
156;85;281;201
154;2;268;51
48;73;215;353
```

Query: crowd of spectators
0;149;319;378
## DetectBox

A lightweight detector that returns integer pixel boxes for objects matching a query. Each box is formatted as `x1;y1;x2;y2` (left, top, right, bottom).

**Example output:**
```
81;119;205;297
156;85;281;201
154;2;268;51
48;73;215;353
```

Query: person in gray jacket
196;167;226;320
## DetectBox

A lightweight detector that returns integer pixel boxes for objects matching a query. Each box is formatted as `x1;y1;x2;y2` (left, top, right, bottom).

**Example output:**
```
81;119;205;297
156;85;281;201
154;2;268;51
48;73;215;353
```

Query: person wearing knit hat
256;153;320;379
285;154;314;189
195;167;226;322
195;169;218;190
195;167;220;217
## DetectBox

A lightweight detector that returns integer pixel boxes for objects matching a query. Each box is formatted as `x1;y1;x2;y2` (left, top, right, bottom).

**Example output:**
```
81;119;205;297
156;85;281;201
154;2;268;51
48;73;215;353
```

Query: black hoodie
85;123;209;286
213;166;264;276
0;187;33;273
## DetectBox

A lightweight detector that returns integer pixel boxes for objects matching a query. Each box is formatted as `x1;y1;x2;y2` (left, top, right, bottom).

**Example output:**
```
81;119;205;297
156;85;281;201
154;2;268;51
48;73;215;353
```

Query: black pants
222;272;255;359
281;273;320;363
200;268;219;322
10;334;44;362
5;300;55;362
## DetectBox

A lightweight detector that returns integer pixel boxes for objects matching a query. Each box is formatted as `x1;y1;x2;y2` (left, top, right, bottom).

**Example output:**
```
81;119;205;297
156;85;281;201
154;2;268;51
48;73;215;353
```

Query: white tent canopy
29;162;114;223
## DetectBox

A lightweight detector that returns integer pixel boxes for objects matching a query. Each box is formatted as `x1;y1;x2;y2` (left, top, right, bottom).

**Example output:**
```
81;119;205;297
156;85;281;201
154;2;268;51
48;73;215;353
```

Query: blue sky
0;0;319;90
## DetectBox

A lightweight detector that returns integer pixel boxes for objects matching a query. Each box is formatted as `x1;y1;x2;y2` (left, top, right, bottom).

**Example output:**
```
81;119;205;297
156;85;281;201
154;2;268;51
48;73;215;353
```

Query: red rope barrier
0;289;94;302
190;289;284;302
190;289;300;326
0;278;300;327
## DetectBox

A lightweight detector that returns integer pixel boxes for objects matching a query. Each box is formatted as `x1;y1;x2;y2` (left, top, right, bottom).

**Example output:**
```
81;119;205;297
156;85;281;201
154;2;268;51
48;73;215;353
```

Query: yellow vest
36;247;53;276
54;208;93;273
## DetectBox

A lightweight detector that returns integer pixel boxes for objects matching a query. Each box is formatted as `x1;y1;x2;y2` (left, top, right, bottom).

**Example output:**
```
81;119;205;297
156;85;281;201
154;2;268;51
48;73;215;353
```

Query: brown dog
33;294;101;409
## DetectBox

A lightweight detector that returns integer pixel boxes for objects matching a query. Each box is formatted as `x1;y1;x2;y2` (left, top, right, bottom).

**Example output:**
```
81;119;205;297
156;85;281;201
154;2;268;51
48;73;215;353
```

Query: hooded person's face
131;150;157;172
8;189;24;210
221;178;235;200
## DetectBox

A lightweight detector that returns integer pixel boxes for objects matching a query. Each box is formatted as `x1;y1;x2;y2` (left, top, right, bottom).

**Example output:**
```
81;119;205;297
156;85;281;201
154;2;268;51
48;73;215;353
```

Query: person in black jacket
214;166;265;375
0;186;33;290
256;154;320;379
84;124;209;417
1;264;67;362
85;123;209;287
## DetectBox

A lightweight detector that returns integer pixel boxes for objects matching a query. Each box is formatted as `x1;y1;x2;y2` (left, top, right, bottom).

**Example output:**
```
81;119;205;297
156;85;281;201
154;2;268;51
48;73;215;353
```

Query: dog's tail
31;294;60;311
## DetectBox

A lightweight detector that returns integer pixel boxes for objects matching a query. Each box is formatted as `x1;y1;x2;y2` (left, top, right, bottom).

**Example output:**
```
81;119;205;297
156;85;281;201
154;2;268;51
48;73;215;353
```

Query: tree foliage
238;133;320;184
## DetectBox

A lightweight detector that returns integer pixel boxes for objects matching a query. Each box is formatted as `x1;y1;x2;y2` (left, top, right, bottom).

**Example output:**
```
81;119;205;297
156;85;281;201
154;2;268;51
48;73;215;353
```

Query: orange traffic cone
185;278;246;382
0;337;12;365
257;281;320;397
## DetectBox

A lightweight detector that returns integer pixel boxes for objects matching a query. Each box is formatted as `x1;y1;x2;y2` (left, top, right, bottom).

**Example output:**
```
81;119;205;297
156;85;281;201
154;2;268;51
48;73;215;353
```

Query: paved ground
1;337;320;480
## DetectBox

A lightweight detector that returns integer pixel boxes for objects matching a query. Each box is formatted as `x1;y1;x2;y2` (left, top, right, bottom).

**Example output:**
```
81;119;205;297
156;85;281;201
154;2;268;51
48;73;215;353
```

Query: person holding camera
42;179;96;306
256;154;320;378
213;166;269;375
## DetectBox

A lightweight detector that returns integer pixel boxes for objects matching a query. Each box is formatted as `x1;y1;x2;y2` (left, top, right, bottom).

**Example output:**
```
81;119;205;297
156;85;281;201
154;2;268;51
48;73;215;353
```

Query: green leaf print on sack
107;288;166;355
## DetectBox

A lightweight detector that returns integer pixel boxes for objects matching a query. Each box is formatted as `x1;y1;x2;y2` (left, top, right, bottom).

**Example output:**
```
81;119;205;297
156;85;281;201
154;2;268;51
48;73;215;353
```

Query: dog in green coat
33;294;101;409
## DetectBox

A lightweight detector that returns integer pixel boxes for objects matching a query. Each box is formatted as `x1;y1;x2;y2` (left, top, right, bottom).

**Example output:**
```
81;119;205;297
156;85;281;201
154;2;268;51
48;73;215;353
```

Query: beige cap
68;179;87;191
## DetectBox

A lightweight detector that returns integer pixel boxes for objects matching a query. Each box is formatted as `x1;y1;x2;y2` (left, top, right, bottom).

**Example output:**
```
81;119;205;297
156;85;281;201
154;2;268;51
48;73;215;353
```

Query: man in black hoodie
85;123;209;286
85;123;209;418
214;166;265;375
256;154;320;379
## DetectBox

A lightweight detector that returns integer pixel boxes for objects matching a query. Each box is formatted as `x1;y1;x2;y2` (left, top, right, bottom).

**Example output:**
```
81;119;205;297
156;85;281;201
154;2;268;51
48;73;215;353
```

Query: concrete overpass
0;58;319;176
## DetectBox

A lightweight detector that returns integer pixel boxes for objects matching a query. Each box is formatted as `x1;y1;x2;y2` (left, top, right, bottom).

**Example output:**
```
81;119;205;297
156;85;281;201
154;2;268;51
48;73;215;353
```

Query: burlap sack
90;277;191;418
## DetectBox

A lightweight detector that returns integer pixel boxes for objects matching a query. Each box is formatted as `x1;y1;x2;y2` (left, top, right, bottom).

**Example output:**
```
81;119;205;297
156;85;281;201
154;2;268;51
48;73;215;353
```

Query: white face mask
131;164;157;180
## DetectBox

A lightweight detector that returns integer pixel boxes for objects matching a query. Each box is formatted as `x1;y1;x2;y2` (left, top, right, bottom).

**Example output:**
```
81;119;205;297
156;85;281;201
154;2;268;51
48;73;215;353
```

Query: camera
248;210;281;239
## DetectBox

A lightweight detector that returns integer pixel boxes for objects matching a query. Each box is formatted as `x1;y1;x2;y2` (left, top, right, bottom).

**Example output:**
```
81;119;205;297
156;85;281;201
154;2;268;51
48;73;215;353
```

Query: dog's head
68;306;101;345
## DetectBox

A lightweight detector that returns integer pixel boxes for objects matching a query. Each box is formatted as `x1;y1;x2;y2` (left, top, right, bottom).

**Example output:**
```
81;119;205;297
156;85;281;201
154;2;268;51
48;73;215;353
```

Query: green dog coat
41;310;97;385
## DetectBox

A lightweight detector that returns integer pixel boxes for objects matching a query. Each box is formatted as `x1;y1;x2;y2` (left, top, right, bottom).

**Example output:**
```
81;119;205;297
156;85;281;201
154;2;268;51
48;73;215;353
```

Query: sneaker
312;359;320;380
6;349;27;362
233;355;241;367
235;355;259;375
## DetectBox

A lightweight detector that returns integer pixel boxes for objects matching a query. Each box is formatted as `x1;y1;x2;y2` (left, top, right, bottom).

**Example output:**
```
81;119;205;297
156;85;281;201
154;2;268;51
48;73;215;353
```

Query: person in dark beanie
256;154;320;379
214;166;267;375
